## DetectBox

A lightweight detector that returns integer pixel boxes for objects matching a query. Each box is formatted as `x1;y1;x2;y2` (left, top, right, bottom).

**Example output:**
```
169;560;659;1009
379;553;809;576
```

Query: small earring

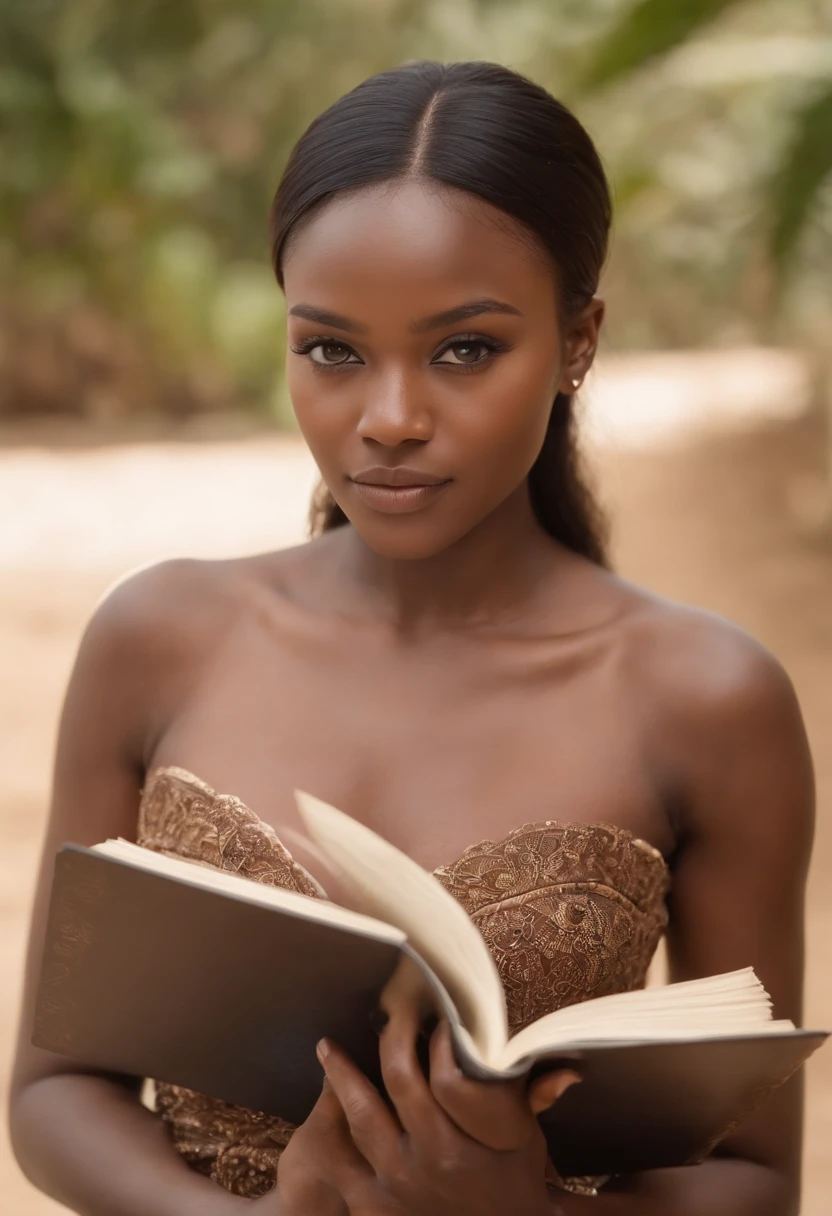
570;378;581;390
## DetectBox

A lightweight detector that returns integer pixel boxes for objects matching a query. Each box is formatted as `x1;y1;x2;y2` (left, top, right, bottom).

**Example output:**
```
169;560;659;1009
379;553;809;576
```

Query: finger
310;1077;364;1145
378;986;452;1142
527;1068;582;1115
277;1081;368;1214
428;1019;538;1151
317;1038;404;1176
303;1080;375;1177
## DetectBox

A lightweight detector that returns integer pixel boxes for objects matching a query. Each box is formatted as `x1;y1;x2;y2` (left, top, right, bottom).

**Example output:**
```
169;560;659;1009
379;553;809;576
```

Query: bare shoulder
86;555;243;654
70;556;258;764
81;542;321;677
76;552;237;676
606;577;814;846
612;578;802;730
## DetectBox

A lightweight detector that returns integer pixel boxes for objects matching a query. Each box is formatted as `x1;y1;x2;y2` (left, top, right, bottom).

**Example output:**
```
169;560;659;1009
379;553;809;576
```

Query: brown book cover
32;843;827;1178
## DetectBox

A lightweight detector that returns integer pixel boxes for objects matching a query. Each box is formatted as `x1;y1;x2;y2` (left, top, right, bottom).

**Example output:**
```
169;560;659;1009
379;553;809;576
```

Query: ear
558;297;605;395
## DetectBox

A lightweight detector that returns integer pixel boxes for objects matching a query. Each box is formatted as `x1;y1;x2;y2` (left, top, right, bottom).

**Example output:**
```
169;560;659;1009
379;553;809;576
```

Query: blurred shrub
1;0;830;420
0;0;433;419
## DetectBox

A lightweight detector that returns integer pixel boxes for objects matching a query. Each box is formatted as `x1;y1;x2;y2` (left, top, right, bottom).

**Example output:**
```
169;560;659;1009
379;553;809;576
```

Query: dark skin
9;179;815;1216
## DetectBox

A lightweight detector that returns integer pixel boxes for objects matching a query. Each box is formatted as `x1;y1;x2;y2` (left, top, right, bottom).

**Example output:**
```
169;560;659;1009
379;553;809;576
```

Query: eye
308;342;354;367
432;335;508;372
290;337;361;369
289;332;510;374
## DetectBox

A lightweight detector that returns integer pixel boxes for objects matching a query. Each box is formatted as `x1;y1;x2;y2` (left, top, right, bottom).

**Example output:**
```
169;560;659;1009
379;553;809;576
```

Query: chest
151;604;673;868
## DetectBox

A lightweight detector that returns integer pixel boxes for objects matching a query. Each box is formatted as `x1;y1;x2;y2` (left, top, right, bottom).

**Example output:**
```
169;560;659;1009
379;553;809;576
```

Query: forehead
281;180;556;314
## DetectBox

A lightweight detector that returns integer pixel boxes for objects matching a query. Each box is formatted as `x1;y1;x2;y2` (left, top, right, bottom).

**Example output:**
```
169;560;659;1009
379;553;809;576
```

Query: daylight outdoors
2;0;832;1211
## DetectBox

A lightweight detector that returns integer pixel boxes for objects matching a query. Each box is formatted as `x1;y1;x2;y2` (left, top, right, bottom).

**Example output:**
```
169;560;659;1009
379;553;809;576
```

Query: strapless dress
137;765;671;1199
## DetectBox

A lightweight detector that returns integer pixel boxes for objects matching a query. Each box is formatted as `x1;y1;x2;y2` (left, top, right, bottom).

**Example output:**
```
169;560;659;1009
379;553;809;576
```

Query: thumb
528;1069;582;1115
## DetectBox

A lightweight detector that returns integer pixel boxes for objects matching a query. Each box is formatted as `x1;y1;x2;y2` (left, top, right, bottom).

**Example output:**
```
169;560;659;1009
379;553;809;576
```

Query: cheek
285;368;350;467
452;376;555;492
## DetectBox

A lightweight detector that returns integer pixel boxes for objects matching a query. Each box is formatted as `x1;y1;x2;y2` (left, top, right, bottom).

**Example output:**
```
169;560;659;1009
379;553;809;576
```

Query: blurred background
2;0;832;1211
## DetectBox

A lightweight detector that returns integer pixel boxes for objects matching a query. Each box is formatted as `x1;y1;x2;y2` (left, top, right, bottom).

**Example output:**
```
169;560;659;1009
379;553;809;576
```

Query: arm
8;561;248;1216
548;622;815;1215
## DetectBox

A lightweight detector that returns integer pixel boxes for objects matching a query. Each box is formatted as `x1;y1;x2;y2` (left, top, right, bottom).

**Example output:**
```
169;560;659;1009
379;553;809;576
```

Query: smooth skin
9;179;815;1216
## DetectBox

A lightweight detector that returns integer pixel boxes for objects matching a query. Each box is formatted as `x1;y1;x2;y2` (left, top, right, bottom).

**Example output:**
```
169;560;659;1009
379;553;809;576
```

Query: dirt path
1;390;830;1211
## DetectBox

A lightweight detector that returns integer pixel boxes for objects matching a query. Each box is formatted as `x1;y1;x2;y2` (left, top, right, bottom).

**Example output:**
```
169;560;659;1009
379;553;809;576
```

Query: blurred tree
577;0;832;278
0;0;437;419
1;0;830;420
575;0;832;514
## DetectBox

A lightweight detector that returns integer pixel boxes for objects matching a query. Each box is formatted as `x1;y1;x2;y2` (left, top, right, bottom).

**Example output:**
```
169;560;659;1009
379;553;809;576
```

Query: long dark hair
269;60;612;566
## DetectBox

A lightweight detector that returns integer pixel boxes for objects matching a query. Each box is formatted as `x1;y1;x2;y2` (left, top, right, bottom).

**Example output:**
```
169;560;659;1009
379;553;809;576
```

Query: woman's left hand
314;997;580;1216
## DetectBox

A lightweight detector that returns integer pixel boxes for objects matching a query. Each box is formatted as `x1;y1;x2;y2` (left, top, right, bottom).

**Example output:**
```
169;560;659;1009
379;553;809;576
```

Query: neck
326;483;566;633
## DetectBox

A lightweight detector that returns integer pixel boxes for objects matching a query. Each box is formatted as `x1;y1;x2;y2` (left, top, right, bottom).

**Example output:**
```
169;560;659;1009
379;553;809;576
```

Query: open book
33;790;827;1177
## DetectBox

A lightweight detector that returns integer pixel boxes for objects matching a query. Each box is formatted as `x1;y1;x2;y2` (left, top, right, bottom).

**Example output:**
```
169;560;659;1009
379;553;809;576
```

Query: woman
10;59;815;1215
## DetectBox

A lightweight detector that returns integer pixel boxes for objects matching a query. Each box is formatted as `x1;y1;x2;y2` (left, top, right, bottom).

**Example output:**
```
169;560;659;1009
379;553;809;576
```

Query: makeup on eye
288;332;513;373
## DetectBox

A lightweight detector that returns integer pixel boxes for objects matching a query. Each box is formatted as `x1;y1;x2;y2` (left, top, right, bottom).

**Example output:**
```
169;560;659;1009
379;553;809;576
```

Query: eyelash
289;333;511;375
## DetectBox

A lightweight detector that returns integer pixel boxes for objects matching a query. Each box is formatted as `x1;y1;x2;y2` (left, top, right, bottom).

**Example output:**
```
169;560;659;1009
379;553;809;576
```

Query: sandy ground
1;350;831;1211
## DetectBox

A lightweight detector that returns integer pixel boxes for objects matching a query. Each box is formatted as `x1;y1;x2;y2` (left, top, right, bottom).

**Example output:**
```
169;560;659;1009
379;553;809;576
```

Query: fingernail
316;1038;330;1063
554;1072;582;1099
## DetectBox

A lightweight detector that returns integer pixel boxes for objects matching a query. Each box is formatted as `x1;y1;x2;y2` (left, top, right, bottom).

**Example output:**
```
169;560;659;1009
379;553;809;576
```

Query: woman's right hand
255;1080;365;1216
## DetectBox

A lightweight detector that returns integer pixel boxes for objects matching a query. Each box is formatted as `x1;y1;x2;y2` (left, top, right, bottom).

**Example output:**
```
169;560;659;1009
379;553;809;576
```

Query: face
281;179;603;560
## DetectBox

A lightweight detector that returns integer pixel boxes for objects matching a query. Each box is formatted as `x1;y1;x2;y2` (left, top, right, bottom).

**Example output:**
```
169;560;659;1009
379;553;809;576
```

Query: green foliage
0;0;440;416
578;0;745;90
575;0;832;320
1;0;831;417
770;83;832;270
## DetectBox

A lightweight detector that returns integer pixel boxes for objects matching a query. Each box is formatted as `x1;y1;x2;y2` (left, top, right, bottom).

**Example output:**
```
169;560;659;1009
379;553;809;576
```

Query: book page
495;968;796;1071
294;791;508;1064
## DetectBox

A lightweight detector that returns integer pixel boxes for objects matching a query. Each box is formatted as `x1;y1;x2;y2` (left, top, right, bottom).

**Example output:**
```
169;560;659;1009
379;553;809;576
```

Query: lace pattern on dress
434;820;670;1035
136;765;670;1200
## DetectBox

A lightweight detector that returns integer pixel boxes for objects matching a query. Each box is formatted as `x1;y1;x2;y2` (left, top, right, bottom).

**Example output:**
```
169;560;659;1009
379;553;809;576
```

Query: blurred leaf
211;261;285;390
769;83;832;272
611;165;660;208
578;0;746;91
141;226;219;361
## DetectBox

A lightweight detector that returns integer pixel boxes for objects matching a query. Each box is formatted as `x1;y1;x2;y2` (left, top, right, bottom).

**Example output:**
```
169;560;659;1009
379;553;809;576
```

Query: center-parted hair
269;59;612;566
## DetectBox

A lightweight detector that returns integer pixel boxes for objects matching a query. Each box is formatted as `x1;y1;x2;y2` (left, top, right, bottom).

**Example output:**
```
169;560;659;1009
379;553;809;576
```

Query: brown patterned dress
137;765;671;1199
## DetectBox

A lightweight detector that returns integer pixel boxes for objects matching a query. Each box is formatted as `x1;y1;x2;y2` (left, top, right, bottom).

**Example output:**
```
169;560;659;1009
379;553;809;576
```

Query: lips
350;466;449;488
347;467;452;515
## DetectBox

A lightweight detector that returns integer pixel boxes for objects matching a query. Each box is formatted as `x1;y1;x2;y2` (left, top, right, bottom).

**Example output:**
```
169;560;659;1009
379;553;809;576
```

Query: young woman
10;59;815;1216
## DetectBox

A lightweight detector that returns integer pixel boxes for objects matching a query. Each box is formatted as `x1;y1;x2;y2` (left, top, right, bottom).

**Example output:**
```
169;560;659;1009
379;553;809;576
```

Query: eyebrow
287;297;524;335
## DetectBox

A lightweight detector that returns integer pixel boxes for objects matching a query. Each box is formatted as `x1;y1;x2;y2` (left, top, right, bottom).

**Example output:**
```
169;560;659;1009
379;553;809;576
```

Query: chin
345;515;470;561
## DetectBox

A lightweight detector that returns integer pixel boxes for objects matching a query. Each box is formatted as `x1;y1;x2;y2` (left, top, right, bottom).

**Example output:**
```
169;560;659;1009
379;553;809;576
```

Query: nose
356;367;434;447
